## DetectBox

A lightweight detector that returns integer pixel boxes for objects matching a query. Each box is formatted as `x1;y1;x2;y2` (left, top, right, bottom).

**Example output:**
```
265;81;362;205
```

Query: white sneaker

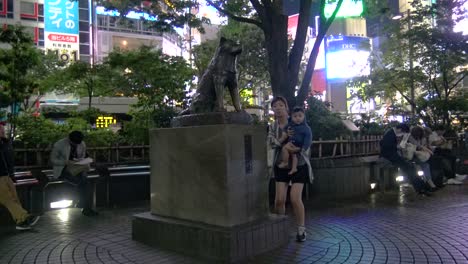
455;174;467;181
446;178;463;185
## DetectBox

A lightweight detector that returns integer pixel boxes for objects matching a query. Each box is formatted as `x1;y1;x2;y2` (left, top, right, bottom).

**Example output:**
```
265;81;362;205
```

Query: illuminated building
1;1;184;114
285;0;371;114
0;0;92;62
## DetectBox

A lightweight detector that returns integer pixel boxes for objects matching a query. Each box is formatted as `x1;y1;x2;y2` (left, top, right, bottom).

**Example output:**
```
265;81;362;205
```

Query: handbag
401;142;417;161
415;150;431;162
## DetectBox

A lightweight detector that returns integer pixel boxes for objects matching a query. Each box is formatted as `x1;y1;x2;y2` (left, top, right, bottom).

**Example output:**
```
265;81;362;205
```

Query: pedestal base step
132;212;288;263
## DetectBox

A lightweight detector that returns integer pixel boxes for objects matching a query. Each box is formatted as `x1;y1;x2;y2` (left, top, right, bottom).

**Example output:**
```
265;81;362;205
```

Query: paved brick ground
0;183;467;264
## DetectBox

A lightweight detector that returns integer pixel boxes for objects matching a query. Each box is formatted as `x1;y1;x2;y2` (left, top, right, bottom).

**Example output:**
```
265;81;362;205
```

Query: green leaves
355;0;468;126
192;21;269;107
104;46;193;110
0;25;47;109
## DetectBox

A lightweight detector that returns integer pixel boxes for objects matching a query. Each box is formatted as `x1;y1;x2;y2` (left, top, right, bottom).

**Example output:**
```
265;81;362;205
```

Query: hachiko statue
181;37;242;115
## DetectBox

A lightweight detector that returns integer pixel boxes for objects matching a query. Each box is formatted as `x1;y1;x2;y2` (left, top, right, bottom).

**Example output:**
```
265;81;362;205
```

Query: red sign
47;34;78;43
311;69;326;95
288;14;299;40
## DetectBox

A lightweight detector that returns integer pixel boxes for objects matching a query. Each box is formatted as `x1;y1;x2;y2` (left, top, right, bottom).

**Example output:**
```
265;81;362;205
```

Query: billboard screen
324;0;364;19
44;0;80;63
325;36;370;79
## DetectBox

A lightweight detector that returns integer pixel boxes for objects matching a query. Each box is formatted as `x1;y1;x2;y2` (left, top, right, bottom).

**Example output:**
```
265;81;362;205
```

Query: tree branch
446;71;467;97
391;83;412;105
250;0;265;19
205;0;263;28
296;0;344;105
287;0;312;89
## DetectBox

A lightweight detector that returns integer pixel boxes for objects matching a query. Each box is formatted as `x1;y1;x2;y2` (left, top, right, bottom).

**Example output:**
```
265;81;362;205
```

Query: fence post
340;136;344;156
332;138;337;157
116;143;120;163
318;138;323;158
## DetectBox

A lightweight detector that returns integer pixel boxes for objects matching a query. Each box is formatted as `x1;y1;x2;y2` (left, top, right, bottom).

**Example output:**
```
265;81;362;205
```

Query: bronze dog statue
181;37;242;115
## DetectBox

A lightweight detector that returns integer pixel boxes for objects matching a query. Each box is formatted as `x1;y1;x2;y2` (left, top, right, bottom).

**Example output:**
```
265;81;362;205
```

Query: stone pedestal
132;124;289;262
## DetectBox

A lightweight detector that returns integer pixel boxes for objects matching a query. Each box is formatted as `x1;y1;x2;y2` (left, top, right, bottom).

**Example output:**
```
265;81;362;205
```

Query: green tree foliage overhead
0;25;63;138
352;0;468;126
49;60;118;110
100;0;346;108
0;26;65;109
104;46;193;111
94;0;209;32
192;20;270;107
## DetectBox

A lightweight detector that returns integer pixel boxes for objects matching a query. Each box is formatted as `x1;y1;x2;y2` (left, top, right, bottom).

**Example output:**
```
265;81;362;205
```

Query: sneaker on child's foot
296;231;306;242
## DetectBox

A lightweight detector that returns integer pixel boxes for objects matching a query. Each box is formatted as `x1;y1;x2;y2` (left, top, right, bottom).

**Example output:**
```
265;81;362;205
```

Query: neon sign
96;116;117;128
324;0;364;19
96;6;157;21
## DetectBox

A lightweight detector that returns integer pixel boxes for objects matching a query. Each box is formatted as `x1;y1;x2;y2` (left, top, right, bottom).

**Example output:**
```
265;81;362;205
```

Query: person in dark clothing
380;123;430;195
0;124;40;230
277;107;312;175
429;125;466;184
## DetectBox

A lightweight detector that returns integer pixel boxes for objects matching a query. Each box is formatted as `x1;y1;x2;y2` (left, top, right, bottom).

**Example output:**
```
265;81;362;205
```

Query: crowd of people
380;123;466;196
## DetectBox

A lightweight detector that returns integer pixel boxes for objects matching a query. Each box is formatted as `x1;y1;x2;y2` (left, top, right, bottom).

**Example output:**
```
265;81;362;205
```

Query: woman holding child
267;96;313;242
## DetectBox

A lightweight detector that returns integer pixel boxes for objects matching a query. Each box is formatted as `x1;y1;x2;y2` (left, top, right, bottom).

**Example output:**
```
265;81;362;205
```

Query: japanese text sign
44;0;79;35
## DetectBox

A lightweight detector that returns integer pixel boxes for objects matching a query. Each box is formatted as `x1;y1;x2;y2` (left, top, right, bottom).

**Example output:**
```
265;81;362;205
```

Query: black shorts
274;164;308;184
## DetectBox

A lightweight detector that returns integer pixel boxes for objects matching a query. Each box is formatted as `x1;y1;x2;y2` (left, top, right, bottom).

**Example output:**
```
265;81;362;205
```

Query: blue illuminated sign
44;0;79;35
96;6;158;21
325;36;371;79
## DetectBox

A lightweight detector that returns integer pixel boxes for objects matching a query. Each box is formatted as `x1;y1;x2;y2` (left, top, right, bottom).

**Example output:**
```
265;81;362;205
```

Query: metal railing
14;144;148;170
14;137;384;169
14;135;465;169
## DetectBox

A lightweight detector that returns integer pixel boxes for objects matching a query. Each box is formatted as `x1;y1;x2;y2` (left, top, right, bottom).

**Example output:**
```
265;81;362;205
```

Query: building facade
0;0;93;62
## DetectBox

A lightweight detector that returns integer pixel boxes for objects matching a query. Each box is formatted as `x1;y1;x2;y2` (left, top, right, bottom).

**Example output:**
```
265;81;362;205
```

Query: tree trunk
296;30;326;106
287;0;313;107
296;0;345;106
263;9;292;107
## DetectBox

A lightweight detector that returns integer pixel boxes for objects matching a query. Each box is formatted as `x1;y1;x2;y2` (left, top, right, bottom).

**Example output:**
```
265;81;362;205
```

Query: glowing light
417;170;424;176
326;36;370;79
370;183;377;189
96;116;117;128
50;199;73;209
396;176;405;182
95;6;158;21
122;40;128;46
392;15;403;20
57;208;70;222
324;0;364;19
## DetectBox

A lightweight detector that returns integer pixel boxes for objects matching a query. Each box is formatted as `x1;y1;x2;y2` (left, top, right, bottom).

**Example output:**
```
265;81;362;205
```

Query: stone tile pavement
0;184;467;264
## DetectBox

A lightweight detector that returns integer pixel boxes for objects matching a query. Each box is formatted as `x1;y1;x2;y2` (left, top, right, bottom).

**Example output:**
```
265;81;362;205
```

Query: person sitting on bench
0;123;40;230
50;131;98;216
380;123;431;196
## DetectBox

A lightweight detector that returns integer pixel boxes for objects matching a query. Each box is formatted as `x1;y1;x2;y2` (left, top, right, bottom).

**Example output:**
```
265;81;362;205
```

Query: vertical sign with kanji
44;0;80;63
